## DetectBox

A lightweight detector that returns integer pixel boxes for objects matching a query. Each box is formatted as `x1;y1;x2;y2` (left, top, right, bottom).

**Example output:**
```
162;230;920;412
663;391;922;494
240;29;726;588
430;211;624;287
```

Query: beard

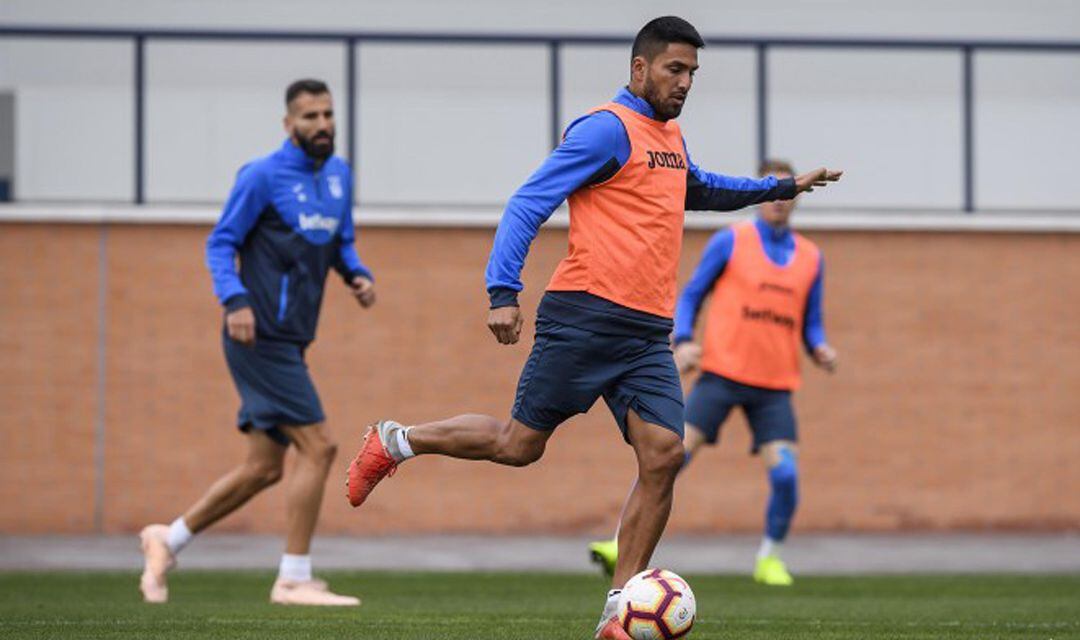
296;130;335;160
643;76;685;121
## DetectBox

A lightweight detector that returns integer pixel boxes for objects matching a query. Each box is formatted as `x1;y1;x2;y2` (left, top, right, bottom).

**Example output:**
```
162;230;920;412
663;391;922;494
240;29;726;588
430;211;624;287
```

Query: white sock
597;589;622;630
757;537;781;560
278;554;313;582
396;427;415;460
166;517;193;555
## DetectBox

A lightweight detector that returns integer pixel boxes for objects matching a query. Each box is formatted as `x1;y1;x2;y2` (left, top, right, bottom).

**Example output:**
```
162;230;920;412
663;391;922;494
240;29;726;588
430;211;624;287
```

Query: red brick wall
1;223;1077;534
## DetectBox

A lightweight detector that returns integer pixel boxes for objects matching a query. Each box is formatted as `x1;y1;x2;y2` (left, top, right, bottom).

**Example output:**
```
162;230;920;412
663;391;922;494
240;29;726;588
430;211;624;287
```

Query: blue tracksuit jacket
206;139;373;345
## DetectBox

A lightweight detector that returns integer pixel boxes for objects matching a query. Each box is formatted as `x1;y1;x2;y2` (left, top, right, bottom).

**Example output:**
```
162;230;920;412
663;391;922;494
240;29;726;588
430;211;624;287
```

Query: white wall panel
0;40;132;201
357;44;548;206
976;53;1080;210
770;49;963;209
145;41;345;202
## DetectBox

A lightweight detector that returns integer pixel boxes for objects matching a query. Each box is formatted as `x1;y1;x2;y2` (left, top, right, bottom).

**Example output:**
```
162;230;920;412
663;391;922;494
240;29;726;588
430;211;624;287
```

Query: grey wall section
0;0;1079;208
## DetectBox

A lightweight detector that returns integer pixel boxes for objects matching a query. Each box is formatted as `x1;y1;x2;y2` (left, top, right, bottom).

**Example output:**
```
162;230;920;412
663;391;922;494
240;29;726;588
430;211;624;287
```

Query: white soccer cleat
139;524;176;604
270;578;361;606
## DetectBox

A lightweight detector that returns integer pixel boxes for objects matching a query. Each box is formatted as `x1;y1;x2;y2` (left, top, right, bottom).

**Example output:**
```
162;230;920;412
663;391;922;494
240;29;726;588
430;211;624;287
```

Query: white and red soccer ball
617;568;696;639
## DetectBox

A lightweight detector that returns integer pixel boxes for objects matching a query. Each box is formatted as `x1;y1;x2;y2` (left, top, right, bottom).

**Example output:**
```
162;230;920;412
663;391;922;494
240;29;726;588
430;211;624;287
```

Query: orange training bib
700;221;820;390
547;102;688;318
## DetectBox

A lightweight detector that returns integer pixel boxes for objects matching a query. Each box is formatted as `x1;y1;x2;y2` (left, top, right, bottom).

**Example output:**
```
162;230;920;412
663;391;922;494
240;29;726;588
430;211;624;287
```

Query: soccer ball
617;568;696;639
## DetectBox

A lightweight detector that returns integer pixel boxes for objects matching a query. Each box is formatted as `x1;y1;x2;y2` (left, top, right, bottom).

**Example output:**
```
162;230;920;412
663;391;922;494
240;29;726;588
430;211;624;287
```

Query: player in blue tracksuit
138;79;372;607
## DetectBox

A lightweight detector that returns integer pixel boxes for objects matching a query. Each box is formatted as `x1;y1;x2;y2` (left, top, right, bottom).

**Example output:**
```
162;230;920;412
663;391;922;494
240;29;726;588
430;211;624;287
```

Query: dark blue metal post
549;40;561;149
962;46;975;213
134;35;145;204
346;38;357;175
756;44;768;169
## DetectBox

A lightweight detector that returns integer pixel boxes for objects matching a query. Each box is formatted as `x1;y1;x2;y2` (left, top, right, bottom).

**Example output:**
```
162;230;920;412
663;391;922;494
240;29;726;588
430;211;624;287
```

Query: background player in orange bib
676;158;837;586
588;159;838;587
344;18;840;639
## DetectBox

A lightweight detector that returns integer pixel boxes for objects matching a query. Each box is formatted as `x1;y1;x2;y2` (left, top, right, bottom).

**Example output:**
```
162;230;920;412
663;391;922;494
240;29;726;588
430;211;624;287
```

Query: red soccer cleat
596;616;633;640
346;422;399;508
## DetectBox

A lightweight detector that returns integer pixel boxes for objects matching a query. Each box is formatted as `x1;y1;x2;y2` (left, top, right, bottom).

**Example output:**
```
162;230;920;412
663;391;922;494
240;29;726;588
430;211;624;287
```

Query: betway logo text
298;213;339;233
741;305;795;330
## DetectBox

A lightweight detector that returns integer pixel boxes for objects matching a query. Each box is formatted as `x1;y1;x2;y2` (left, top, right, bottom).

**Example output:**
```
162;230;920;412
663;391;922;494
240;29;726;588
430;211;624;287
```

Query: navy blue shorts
222;332;325;445
511;317;684;441
684;371;797;454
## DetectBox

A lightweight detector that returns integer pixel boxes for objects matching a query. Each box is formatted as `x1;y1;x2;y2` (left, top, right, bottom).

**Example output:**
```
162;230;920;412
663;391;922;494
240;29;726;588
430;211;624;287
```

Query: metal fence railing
2;26;1080;211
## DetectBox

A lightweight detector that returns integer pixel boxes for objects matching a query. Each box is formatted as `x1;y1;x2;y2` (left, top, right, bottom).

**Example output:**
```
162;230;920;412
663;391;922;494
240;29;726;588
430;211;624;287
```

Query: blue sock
764;448;799;543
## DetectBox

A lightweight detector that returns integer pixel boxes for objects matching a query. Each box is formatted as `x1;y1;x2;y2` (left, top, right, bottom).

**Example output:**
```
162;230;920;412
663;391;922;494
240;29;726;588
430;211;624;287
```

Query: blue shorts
511;317;684;441
684;371;797;454
222;332;325;445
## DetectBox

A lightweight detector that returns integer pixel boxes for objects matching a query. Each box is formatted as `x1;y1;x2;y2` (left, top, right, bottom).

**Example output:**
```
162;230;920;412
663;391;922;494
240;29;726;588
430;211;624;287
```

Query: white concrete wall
1;0;1078;209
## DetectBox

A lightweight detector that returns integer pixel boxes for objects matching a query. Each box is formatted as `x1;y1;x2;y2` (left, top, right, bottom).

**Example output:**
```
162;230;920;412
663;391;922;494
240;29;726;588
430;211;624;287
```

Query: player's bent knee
247;462;284;488
641;437;685;479
498;441;545;467
769;449;799;493
494;431;546;467
315;440;339;465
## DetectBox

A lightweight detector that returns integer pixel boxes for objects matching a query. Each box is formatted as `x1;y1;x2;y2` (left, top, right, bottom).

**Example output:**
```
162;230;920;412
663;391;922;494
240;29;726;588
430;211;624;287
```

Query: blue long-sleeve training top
206;138;373;345
673;216;827;353
485;86;797;338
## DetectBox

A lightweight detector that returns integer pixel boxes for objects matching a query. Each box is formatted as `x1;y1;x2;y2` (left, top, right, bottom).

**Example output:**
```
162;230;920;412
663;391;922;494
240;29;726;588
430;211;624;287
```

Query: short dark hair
285;78;330;107
631;16;705;61
759;158;795;177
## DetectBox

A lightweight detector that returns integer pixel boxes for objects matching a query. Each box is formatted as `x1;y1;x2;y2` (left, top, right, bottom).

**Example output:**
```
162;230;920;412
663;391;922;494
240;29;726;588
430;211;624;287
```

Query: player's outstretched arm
794;168;843;194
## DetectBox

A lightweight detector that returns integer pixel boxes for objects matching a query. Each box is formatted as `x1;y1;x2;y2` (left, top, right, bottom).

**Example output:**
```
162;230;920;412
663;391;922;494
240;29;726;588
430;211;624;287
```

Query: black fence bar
134;35;145;204
346;38;357;169
756;44;768;170
3;26;1080;51
963;47;975;213
549;40;561;149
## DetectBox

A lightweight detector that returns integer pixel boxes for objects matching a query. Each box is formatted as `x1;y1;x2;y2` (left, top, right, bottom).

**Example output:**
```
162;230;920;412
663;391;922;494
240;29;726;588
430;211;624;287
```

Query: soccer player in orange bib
345;17;840;638
677;158;837;586
590;159;839;588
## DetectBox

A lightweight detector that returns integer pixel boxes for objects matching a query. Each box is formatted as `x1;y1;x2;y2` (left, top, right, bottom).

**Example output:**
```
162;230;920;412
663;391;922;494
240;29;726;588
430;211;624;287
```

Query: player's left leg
745;388;800;586
754;440;798;586
271;422;359;606
588;372;735;578
613;412;684;585
595;412;684;639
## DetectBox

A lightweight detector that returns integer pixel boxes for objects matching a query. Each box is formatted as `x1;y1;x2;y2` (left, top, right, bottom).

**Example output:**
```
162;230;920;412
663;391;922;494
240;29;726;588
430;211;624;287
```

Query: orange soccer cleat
346;422;400;507
596;616;633;640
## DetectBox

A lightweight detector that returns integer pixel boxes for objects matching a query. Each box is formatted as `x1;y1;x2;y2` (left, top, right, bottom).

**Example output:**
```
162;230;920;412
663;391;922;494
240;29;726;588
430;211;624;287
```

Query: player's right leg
139;430;285;603
346;415;553;506
347;317;596;508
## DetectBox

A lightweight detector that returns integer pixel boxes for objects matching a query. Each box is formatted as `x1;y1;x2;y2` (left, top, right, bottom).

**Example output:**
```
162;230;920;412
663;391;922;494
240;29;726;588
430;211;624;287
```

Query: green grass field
1;571;1077;639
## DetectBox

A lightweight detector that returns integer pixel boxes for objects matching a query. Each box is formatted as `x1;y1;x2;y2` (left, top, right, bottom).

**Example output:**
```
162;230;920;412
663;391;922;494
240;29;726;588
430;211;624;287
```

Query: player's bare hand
226;306;256;346
812;344;838;373
795;168;843;193
350;275;376;308
673;341;702;374
487;306;523;345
